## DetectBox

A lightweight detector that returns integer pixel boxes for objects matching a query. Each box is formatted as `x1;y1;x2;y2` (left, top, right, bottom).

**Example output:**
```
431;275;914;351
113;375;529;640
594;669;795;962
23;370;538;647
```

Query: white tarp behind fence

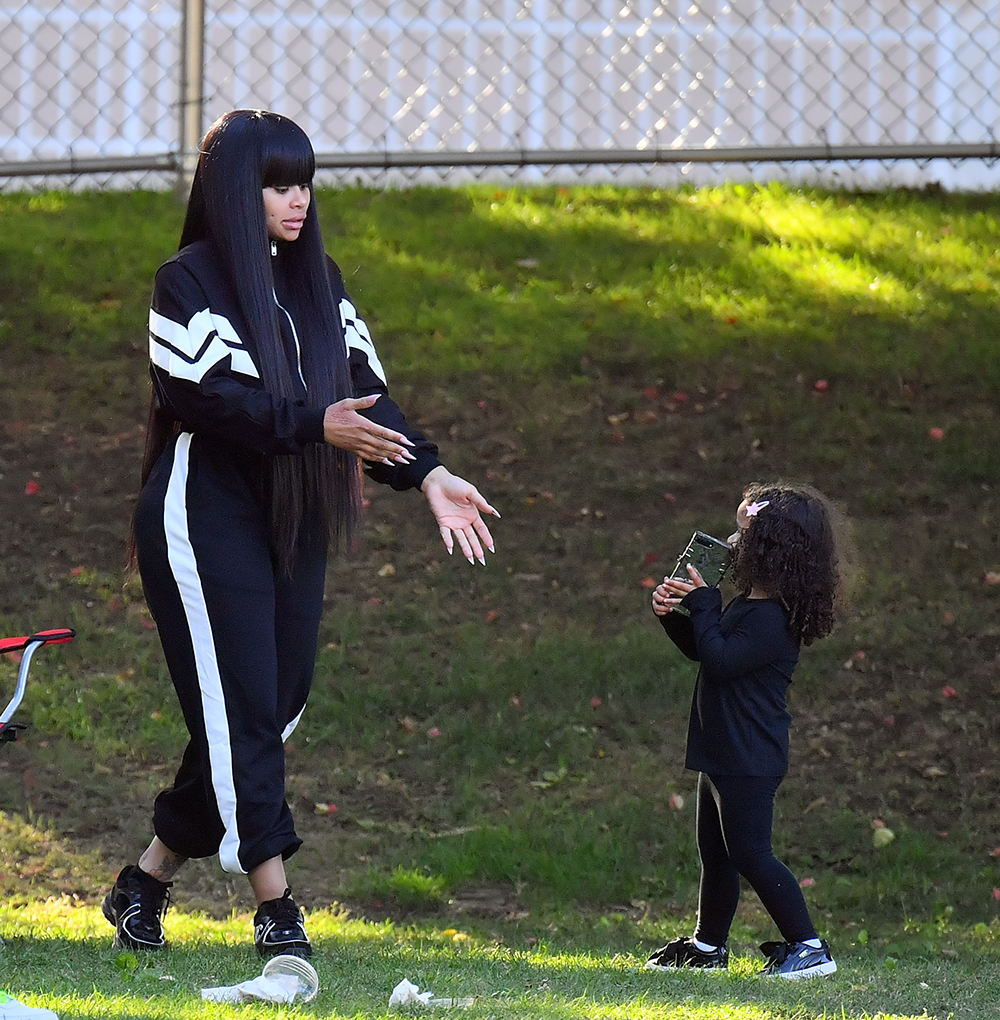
2;0;999;188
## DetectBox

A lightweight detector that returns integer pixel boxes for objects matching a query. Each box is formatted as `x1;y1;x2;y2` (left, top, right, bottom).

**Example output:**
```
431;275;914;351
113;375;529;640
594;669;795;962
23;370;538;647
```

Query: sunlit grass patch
4;182;1000;1019
0;901;972;1019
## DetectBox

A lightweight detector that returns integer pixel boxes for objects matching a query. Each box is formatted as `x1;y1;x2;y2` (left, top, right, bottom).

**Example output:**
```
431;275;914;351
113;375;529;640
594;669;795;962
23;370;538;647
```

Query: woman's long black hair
138;109;361;571
729;481;853;645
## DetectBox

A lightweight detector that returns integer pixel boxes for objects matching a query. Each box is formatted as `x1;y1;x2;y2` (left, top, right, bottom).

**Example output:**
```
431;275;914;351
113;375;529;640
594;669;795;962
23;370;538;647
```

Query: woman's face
263;184;311;242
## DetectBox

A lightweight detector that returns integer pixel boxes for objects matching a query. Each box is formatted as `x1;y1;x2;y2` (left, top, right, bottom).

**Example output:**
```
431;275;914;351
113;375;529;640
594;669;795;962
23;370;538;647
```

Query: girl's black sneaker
645;936;728;970
760;940;837;979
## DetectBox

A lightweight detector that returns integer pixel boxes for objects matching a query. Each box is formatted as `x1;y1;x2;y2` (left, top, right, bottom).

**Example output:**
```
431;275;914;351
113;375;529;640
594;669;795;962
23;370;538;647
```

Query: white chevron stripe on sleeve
149;307;259;382
340;297;386;383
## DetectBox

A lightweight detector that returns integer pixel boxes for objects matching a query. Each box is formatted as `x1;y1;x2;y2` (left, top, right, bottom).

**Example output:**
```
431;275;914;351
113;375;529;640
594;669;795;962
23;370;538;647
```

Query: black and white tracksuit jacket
134;238;440;874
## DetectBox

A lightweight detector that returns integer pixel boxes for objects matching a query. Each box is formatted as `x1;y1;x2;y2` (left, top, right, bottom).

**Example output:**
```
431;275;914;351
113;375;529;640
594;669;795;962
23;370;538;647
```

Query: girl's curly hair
729;481;853;645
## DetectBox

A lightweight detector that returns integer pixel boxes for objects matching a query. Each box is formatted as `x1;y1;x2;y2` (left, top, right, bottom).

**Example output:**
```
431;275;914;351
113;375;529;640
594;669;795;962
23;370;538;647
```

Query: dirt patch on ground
3;377;999;923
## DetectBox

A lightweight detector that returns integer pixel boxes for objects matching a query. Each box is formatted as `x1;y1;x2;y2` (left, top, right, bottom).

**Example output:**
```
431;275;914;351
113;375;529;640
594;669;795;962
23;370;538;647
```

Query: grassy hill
1;182;999;1018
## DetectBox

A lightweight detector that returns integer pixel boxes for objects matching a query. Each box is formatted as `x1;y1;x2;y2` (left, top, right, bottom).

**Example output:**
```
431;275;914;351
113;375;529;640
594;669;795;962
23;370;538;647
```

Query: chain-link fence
2;0;1000;190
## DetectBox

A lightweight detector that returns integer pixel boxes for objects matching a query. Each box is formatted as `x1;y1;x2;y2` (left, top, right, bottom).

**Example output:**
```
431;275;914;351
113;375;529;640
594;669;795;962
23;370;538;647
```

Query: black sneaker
645;936;728;970
253;888;311;958
760;939;837;979
102;864;170;951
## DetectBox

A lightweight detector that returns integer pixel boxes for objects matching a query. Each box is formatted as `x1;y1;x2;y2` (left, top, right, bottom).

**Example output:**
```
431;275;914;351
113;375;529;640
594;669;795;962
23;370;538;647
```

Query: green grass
3;898;1000;1018
3;181;1000;1018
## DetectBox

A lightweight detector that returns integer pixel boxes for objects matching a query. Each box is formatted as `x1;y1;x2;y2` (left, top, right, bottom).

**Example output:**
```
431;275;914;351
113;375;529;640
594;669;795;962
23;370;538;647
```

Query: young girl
646;481;850;979
103;110;499;959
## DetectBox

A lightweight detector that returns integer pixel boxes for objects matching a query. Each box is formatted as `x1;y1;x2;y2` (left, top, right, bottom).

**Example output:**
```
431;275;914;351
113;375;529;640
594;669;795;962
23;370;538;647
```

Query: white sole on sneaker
774;959;838;979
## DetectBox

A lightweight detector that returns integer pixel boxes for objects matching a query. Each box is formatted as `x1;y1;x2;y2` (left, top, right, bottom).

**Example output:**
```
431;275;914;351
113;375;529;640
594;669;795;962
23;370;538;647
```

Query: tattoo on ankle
144;857;186;882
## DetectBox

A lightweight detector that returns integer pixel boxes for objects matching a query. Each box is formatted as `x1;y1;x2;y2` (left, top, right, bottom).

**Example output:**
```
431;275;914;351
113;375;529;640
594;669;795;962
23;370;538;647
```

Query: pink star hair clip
745;499;770;517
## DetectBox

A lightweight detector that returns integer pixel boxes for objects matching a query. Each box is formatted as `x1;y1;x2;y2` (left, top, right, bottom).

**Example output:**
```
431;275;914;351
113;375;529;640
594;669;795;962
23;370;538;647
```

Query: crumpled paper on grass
388;978;474;1009
201;972;299;1004
389;979;434;1007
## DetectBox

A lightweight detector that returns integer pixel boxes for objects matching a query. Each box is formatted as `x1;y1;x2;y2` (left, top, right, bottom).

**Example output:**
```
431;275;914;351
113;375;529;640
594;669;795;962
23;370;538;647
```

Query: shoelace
759;940;791;964
133;876;171;926
261;893;304;931
270;899;301;923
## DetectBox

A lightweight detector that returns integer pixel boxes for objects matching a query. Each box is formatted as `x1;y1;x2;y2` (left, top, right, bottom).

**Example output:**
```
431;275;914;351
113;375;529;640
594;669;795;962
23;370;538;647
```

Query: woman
103;110;499;958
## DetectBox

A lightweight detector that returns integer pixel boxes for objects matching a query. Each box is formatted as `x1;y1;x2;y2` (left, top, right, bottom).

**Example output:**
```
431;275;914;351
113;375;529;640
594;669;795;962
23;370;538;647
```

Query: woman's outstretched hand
323;395;417;465
420;465;500;565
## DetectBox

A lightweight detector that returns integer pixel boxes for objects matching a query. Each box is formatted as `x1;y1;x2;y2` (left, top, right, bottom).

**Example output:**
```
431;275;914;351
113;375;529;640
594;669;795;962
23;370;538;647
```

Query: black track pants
693;771;818;947
134;433;326;874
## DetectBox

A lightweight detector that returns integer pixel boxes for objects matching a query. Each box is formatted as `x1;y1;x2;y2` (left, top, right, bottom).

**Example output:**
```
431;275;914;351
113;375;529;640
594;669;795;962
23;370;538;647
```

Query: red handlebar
0;629;76;655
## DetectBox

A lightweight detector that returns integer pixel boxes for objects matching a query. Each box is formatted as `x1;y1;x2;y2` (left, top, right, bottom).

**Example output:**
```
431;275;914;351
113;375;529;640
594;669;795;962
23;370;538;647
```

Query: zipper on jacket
273;292;308;391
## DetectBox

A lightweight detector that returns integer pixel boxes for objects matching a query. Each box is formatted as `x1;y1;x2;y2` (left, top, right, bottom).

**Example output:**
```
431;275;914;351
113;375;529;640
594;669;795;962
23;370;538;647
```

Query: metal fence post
177;0;205;199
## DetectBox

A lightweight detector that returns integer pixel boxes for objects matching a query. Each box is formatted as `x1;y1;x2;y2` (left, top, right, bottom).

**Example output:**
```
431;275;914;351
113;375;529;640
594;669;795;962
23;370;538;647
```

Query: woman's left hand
420;466;500;565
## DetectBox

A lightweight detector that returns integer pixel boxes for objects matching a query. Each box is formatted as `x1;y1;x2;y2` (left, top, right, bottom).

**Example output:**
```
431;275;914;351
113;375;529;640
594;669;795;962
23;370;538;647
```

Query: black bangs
259;115;316;188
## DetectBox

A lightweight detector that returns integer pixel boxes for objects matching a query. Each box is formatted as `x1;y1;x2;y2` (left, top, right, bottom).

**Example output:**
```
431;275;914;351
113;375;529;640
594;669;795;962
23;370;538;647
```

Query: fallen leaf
873;826;895;848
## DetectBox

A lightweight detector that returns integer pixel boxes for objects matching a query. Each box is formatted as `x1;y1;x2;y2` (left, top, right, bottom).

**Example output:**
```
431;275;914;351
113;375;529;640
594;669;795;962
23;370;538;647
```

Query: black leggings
693;772;818;947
